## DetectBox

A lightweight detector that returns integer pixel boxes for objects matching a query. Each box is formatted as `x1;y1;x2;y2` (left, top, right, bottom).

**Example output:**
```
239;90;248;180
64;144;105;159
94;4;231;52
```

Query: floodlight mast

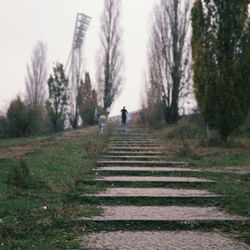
66;13;91;128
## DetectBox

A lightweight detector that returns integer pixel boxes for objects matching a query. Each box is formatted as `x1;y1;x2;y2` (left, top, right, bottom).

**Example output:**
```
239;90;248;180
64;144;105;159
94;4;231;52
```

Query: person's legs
122;115;126;124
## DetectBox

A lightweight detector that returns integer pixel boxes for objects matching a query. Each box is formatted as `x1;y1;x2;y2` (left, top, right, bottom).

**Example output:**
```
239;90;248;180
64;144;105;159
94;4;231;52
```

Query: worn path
78;122;250;250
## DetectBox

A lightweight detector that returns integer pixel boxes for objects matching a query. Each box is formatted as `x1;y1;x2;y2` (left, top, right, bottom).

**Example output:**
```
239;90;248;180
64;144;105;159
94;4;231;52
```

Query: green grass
2;120;249;247
0;128;108;249
189;151;250;167
151;119;250;243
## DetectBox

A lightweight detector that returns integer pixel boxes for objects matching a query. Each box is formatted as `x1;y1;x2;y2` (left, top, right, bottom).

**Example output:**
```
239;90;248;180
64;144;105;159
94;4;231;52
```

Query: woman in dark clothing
121;106;128;125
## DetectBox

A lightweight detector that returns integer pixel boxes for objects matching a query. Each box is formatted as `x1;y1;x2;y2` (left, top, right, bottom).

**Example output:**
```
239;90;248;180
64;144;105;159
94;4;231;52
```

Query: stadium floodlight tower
66;13;91;129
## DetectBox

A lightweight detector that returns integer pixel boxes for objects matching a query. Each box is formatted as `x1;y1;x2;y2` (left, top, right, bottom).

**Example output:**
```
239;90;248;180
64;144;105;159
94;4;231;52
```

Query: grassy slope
154;118;250;243
0;127;108;249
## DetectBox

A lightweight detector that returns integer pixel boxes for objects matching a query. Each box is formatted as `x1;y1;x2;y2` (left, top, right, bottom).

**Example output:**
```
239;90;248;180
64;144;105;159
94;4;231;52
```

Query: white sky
0;0;158;116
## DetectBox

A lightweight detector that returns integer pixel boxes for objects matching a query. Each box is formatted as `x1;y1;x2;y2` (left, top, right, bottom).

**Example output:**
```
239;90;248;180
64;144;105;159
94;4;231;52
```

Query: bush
0;116;8;138
199;132;222;147
6;96;41;137
7;161;32;189
161;118;204;140
141;103;165;128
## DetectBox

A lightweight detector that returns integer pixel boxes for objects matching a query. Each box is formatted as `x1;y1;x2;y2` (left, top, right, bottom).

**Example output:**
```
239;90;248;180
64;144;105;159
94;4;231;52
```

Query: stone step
112;133;148;136
110;138;156;142
100;155;167;160
94;166;201;173
97;160;187;166
109;143;162;146
105;151;164;155
83;188;221;198
109;146;164;151
89;176;215;184
79;231;250;250
78;205;247;222
109;139;161;145
111;135;152;139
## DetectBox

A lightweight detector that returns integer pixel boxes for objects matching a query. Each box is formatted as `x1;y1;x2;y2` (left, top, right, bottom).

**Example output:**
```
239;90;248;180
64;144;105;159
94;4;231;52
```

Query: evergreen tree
192;0;250;141
46;63;68;131
79;73;98;125
7;96;36;137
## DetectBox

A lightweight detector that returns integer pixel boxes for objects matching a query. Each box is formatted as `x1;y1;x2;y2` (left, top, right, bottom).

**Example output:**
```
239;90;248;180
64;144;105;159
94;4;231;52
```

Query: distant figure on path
99;115;107;133
121;106;128;125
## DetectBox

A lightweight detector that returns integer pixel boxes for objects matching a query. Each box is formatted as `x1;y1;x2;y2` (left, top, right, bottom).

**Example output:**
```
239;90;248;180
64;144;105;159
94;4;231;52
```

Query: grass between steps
0;127;109;249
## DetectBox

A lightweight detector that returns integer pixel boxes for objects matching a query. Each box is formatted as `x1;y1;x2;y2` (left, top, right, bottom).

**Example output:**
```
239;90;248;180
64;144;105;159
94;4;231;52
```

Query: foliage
6;96;39;137
97;0;123;112
141;103;164;128
7;161;32;189
46;63;68;131
146;0;193;124
0;115;8;138
192;0;250;141
79;73;98;126
141;77;165;127
0;128;108;248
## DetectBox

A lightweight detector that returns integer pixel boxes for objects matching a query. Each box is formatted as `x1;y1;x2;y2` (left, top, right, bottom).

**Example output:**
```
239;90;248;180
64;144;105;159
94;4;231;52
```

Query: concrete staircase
78;122;250;250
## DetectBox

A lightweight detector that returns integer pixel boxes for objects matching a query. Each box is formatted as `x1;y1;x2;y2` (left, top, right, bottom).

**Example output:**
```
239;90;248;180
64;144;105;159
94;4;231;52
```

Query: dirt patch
0;126;98;159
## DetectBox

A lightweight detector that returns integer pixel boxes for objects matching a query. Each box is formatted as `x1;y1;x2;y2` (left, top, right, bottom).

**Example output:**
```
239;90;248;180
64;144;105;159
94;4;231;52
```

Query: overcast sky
0;0;158;115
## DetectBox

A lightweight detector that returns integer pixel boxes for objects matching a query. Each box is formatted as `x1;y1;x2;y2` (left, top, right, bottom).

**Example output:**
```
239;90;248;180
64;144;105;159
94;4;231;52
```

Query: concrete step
110;138;156;142
97;160;187;166
112;133;150;136
79;231;250;250
111;136;153;139
88;176;215;184
83;188;221;198
111;139;154;143
100;155;168;161
78;205;247;222
109;143;162;147
109;146;164;151
94;166;201;173
105;151;164;155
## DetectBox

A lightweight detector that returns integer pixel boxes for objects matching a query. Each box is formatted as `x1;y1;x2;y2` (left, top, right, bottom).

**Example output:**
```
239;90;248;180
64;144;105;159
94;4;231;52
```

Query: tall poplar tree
97;0;123;113
192;0;250;141
147;0;193;124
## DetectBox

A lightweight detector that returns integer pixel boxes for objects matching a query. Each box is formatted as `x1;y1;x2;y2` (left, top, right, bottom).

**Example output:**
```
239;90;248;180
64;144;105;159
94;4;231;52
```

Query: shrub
141;103;165;128
7;161;32;189
0;116;8;138
6;96;41;137
161;118;204;140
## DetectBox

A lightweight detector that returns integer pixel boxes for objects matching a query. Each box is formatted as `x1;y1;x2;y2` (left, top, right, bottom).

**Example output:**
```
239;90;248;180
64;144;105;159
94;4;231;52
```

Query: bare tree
97;0;123;113
25;41;48;108
147;0;193;123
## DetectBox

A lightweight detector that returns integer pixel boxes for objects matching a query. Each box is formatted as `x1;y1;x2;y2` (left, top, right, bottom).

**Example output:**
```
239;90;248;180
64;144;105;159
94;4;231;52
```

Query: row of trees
0;60;98;137
143;0;250;141
0;0;123;138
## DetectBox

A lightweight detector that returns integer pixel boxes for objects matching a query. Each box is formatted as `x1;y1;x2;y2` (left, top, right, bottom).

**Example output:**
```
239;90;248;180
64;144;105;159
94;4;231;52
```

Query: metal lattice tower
66;13;91;128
